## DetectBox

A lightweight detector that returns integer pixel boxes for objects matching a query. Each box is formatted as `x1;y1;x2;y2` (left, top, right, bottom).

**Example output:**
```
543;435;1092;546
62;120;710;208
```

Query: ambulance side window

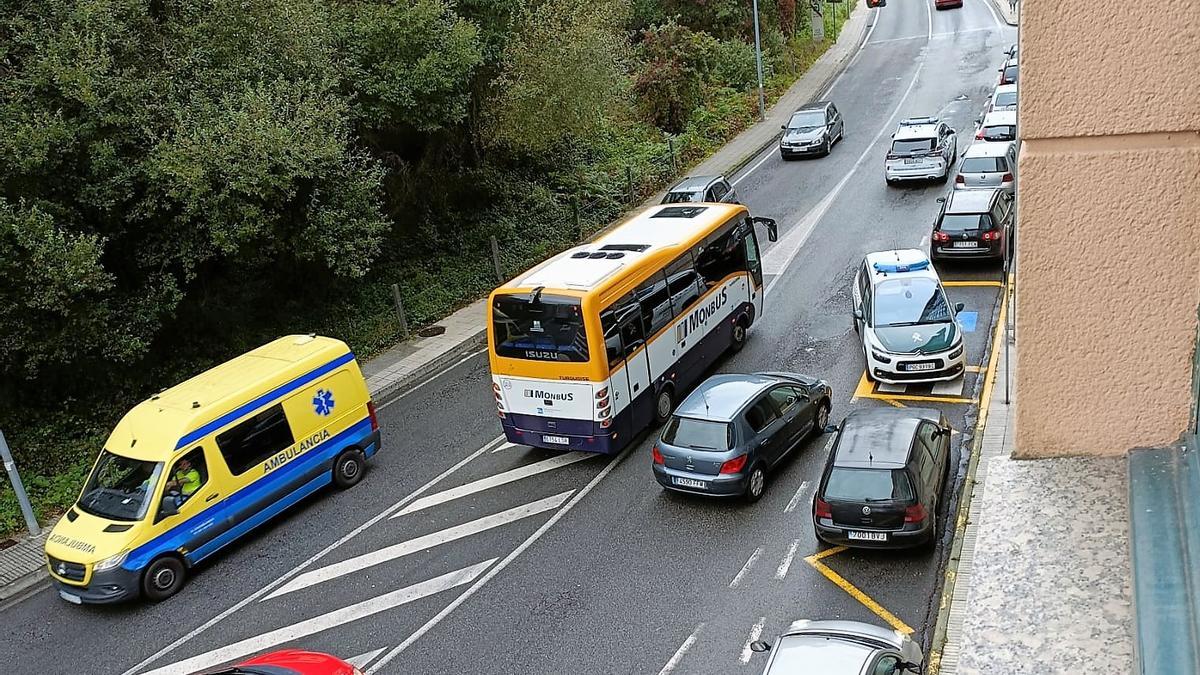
216;404;295;475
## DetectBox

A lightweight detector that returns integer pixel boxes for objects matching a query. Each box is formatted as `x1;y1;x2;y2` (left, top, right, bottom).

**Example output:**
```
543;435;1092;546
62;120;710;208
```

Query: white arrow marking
346;648;386;669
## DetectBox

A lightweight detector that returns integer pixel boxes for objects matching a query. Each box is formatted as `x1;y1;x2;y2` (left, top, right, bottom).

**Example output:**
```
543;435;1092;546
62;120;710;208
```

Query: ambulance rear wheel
333;448;366;490
142;556;186;602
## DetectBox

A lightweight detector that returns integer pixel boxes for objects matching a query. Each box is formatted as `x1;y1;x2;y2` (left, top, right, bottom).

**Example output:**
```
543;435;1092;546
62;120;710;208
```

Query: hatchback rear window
994;91;1017;108
982;125;1016;141
939;213;991;233
891;139;934;154
960;157;1005;173
1002;66;1018;81
824;468;915;502
662;417;732;450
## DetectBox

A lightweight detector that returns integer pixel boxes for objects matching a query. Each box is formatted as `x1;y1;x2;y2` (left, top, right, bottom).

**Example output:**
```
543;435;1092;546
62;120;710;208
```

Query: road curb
368;329;488;406
0;566;48;604
988;0;1019;26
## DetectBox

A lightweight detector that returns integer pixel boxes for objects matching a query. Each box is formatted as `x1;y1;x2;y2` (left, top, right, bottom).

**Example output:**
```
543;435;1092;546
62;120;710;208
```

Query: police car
884;117;958;185
852;250;966;384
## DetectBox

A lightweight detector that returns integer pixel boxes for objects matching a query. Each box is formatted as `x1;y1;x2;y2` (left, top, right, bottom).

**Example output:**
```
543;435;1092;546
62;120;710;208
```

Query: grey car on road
750;619;924;674
651;372;832;502
662;175;740;205
779;101;844;159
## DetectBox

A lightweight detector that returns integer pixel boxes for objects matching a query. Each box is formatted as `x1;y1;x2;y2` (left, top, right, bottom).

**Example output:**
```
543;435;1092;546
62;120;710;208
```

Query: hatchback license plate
847;531;887;542
59;590;82;604
673;477;707;490
905;362;937;371
953;241;977;248
542;435;570;445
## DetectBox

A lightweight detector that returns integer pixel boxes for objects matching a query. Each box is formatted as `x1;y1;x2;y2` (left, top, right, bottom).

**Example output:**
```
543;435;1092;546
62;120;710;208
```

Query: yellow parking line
942;280;1003;287
804;557;915;635
851;372;874;402
880;398;906;408
859;391;977;405
965;365;985;373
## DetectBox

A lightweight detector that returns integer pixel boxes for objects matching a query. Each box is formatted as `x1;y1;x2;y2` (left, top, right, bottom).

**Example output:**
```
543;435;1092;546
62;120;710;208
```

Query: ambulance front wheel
142;555;186;602
333;448;366;489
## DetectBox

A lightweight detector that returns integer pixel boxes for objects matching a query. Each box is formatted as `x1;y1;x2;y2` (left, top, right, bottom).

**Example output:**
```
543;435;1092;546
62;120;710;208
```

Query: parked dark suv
930;188;1014;263
813;408;951;550
662;175;740;205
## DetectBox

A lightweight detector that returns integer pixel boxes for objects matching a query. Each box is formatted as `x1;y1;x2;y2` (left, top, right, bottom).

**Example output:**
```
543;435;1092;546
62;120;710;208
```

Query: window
744;397;780;433
695;227;746;287
981;125;1016;141
664;254;701;318
164;448;208;512
872;655;903;675
635;272;673;336
938;213;990;233
661;417;733;450
601;293;644;367
767;386;802;415
787;110;826;129
77;451;163;522
708;181;729;202
824;468;916;501
216;404;296;475
873;277;952;326
960;157;1004;173
492;292;590;362
663;190;702;204
599;309;623;368
891;138;934;154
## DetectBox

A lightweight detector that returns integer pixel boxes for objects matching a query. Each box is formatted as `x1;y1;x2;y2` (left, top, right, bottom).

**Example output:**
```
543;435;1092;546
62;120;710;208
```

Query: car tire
730;316;750;353
654;386;674;425
811;401;831;438
822;139;832;156
142;555;186;602
744;464;767;503
922;517;939;552
332;448;366;489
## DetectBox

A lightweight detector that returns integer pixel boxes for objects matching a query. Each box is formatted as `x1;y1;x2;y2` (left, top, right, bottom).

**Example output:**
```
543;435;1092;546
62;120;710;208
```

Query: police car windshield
493;293;589;362
78;450;163;522
873;277;952;327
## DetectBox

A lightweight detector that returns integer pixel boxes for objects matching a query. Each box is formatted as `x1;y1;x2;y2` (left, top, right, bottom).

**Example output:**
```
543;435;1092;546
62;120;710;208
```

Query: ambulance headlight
94;550;130;572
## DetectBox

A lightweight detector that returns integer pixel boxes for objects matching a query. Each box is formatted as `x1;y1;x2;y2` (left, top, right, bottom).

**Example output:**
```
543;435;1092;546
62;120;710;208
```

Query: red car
934;0;963;8
202;650;362;675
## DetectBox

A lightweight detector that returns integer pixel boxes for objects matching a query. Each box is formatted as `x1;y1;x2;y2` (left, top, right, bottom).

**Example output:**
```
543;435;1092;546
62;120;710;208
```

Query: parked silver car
750;619;924;674
988;83;1017;112
954;141;1016;193
662;175;740;204
884;117;957;185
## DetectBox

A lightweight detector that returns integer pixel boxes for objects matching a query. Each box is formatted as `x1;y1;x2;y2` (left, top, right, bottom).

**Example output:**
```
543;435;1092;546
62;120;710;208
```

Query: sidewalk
934;328;1134;673
988;0;1019;26
0;5;874;607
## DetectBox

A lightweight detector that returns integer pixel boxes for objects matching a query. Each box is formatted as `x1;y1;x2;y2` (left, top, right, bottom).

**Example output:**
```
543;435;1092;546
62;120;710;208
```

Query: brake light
651;445;664;464
719;454;748;474
814;497;832;519
932;231;950;242
976;129;985;140
600;418;612;429
367;401;379;431
955;174;965;184
981;230;1001;241
904;503;928;523
595;387;608;399
1001;173;1014;182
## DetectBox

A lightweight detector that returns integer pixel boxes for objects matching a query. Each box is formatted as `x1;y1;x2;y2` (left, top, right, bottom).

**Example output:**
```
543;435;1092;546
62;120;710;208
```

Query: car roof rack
899;116;939;126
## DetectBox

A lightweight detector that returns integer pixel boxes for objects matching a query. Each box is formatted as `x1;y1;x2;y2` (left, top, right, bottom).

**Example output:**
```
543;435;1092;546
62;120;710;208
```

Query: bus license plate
59;590;82;604
542;435;570;445
673;477;707;490
847;531;887;542
905;363;937;371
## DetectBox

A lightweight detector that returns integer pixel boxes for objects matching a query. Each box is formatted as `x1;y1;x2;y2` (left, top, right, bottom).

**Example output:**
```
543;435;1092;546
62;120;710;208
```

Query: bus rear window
492;293;590;362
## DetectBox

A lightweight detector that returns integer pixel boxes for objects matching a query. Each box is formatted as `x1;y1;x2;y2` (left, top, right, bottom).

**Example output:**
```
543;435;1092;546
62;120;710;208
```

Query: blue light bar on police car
873;258;930;274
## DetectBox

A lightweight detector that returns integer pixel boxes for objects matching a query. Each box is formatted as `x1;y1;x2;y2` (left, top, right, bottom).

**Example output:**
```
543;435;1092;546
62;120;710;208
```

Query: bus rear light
600;418;613;429
492;383;500;392
597;397;610;410
595;388;608;399
598;408;611;419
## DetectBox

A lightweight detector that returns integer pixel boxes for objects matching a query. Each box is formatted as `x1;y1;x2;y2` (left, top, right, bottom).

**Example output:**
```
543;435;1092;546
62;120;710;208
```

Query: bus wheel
730;317;750;353
333;448;366;489
654;387;674;425
142;556;186;602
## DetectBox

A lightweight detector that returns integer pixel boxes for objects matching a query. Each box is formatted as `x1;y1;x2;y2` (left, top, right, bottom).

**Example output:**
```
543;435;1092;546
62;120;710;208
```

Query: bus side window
696;227;744;288
663;253;701;318
636;272;673;337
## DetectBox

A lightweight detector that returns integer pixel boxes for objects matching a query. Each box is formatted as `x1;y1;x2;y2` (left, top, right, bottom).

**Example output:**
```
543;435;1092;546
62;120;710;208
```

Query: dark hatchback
930;188;1014;263
652;373;832;502
813;408;951;550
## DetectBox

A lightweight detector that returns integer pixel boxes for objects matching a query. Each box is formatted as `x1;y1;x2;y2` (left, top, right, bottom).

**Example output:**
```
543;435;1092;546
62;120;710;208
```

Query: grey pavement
0;0;873;615
936;325;1134;673
989;0;1019;26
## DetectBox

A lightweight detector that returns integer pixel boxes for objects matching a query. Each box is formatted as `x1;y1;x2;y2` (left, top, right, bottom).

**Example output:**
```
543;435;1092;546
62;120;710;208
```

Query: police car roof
894;122;940;139
106;335;352;463
864;249;936;278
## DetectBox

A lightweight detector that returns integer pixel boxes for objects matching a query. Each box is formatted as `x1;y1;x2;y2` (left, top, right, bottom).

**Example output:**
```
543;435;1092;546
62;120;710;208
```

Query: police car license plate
903;158;921;165
673;477;707;490
953;241;977;248
59;590;82;604
847;531;887;542
905;363;937;371
542;435;569;445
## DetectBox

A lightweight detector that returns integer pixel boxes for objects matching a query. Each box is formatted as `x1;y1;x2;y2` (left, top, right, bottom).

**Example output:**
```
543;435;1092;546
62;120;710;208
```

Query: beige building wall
1014;0;1200;457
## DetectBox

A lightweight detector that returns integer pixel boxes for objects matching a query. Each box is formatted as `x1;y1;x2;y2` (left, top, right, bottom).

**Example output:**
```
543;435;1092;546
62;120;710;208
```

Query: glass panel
492;293;590;362
77;451;163;521
824;468;915;501
891;139;934;154
873;277;953;326
661;417;732;450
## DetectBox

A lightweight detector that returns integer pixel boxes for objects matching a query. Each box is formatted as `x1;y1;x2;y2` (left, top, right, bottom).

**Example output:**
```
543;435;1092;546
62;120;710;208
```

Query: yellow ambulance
44;335;380;604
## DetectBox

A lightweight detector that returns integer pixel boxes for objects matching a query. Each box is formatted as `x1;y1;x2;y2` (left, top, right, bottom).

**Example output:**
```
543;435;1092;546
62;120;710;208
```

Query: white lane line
980;0;1005;29
377;347;488;410
920;234;929;249
763;1;933;295
266;491;574;600
867;27;995;45
931;377;966;396
740;617;767;664
658;623;704;675
491;441;522;453
729;547;764;588
859;13;880;50
783;480;811;513
776;539;802;580
120;435;504;675
365;442;636;673
731;150;775;187
346;648;386;670
390;452;594;518
925;0;933;40
140;561;495;675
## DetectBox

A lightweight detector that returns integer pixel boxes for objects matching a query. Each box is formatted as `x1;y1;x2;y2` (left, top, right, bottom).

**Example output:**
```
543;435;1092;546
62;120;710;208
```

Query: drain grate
416;325;446;338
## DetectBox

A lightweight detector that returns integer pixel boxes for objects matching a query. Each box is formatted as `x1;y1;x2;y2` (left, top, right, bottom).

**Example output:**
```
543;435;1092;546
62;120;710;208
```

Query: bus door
617;302;653;432
744;228;764;317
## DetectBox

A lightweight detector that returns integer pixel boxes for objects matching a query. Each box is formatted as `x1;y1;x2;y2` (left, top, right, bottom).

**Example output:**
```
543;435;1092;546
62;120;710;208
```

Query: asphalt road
0;2;1016;673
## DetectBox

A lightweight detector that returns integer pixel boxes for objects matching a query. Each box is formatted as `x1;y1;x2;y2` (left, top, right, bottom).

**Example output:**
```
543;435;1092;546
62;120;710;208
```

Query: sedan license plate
58;590;82;604
905;362;938;371
541;435;570;445
847;531;887;542
672;477;707;490
953;241;978;248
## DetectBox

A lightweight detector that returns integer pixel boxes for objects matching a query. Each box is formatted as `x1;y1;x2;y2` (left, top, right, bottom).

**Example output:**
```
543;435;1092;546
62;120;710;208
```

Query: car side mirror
936;197;946;203
749;641;772;653
159;499;179;518
752;216;778;242
853;308;863;320
899;662;923;674
948;128;956;135
954;302;965;312
781;124;787;130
